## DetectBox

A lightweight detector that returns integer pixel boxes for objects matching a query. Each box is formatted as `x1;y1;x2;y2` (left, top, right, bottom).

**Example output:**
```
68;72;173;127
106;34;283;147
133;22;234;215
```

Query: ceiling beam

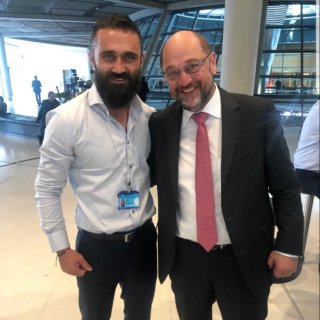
2;31;90;38
0;13;98;24
107;0;166;10
130;8;163;21
168;0;224;11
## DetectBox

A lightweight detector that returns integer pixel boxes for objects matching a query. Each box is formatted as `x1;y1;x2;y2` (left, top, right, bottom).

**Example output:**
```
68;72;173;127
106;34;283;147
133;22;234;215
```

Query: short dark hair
90;15;142;52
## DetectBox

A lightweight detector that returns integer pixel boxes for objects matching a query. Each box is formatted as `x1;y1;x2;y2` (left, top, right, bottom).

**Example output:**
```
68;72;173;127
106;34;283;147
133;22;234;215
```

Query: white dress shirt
35;83;155;252
294;101;320;171
177;85;231;245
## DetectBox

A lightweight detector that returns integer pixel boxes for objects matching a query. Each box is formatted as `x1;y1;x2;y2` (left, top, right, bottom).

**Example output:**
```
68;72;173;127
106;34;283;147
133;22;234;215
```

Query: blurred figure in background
32;75;42;107
36;91;60;145
138;76;150;102
0;96;7;115
294;100;320;198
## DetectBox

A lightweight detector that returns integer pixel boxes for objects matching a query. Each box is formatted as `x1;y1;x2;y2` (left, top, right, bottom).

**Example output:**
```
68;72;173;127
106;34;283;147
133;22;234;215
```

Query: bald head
160;31;213;69
159;30;217;112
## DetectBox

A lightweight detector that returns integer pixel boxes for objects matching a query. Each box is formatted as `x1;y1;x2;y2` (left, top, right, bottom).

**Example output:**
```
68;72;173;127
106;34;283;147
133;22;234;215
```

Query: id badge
118;191;140;210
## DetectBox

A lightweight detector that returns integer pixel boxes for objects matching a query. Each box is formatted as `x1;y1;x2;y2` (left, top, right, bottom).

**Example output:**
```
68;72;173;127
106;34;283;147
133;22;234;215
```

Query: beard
94;68;140;109
175;79;215;112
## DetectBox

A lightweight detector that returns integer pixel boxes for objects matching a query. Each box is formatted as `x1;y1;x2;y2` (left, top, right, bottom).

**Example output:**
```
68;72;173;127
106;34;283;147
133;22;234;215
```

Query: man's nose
112;58;126;74
177;70;193;86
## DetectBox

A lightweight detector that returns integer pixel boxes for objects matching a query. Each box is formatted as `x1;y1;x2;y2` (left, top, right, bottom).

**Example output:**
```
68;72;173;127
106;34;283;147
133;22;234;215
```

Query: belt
79;219;151;243
211;244;232;251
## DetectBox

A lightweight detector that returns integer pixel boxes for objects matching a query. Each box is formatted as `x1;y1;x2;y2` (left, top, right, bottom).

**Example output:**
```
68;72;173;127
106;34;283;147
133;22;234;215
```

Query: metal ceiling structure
0;0;225;47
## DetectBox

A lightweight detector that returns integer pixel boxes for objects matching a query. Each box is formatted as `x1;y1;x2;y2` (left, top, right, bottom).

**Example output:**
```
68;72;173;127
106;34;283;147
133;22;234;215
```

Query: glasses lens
165;69;180;81
164;52;211;80
185;62;202;75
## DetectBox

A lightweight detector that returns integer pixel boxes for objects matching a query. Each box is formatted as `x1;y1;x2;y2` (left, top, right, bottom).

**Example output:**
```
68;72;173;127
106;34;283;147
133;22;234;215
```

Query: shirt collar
182;83;221;127
87;82;142;122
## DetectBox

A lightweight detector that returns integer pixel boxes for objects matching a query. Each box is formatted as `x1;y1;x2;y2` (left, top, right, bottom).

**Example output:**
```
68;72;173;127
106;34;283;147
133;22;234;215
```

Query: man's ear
140;53;145;68
89;51;95;70
209;52;217;75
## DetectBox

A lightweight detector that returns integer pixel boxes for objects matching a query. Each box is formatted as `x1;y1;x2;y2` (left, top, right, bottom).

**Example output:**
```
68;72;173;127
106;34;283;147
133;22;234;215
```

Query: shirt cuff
47;229;70;252
275;250;299;258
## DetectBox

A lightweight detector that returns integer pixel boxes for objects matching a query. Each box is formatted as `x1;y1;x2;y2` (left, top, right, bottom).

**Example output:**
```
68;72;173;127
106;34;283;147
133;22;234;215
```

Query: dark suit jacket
148;87;304;295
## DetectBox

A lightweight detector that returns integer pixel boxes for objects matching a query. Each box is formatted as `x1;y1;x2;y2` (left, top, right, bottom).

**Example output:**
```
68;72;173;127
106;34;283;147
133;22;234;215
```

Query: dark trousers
170;237;270;320
76;221;157;320
296;168;320;198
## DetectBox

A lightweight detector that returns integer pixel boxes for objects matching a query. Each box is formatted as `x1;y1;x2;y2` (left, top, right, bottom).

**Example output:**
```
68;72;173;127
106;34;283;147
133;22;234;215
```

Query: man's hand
57;248;92;277
267;250;298;278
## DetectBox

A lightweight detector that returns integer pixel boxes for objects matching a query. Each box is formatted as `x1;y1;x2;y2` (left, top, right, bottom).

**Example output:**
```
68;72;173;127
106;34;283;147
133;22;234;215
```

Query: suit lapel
160;90;242;193
164;103;183;193
220;88;243;190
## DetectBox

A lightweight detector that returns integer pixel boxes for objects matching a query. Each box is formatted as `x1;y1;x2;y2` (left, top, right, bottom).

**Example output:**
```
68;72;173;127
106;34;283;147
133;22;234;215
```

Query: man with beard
35;15;157;320
148;31;304;319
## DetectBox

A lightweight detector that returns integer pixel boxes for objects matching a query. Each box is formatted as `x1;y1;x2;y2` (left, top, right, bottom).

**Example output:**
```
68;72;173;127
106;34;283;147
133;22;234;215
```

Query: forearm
35;185;70;252
35;110;75;251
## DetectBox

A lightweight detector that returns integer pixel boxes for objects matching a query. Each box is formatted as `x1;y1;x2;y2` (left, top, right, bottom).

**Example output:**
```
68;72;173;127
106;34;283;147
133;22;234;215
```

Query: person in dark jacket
0;96;7;115
36;91;60;144
148;30;304;320
138;76;150;102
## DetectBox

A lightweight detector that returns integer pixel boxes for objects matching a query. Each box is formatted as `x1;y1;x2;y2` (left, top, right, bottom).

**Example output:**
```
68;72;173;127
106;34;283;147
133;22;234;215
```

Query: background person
0;96;7;115
138;76;150;102
275;79;281;93
294;100;320;198
148;30;304;320
35;15;157;320
36;91;60;145
32;75;42;106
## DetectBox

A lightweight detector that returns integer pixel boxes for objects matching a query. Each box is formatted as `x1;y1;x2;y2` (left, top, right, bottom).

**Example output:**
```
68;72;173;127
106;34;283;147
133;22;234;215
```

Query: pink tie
192;112;218;252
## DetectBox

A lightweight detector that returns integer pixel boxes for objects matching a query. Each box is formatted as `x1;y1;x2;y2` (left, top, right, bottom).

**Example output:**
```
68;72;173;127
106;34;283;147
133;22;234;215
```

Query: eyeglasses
163;51;212;81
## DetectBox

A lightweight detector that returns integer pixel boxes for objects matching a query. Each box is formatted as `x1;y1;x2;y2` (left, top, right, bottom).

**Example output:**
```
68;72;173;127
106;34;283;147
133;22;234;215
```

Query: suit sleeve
148;112;157;187
264;102;304;256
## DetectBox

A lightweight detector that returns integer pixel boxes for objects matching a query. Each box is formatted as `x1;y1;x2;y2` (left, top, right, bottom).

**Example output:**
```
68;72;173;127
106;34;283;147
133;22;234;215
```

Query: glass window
139;20;152;36
200;31;223;50
303;52;316;74
258;2;316;108
194;8;224;30
142;37;152;52
167;11;197;32
137;1;316;121
303;28;316;49
283;4;301;26
148;16;160;36
277;28;301;50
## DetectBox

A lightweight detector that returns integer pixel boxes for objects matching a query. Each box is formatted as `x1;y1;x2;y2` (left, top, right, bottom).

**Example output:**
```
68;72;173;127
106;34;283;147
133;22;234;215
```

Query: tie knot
192;112;208;125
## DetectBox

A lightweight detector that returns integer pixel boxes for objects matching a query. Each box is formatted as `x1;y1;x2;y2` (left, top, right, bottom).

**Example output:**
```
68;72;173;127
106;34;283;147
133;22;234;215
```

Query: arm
264;102;304;277
147;111;157;187
35;111;91;276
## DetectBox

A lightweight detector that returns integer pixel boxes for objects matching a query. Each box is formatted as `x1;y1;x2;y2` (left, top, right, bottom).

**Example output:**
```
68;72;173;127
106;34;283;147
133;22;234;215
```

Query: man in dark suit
148;31;304;320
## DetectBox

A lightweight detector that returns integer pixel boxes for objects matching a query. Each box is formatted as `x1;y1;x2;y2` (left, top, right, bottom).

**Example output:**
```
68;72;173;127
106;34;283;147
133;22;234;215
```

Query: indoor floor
0;132;319;320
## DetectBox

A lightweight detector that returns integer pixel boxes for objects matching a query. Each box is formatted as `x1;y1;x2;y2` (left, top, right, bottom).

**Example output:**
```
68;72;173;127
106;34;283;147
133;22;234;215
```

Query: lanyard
105;116;136;192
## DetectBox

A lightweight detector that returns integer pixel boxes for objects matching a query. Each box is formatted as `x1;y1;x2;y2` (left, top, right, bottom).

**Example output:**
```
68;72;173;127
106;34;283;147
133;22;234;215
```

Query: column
0;36;13;101
220;0;265;95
